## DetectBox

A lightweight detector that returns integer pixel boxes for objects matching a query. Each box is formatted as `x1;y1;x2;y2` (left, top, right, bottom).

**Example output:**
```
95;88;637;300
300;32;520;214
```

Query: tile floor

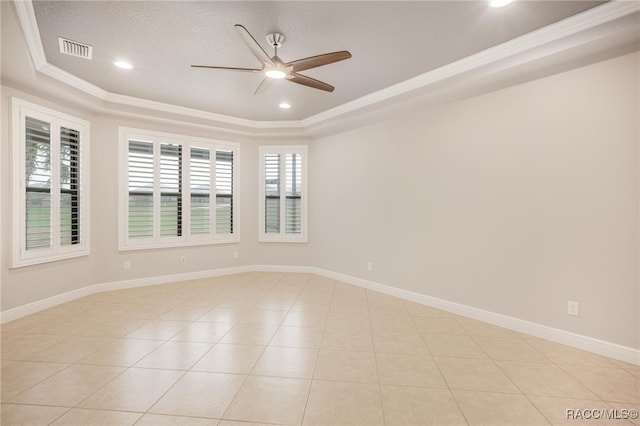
1;272;638;425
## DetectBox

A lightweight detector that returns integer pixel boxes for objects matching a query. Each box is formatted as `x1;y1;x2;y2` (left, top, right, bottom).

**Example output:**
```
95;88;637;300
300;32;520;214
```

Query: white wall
0;85;286;311
309;52;639;349
1;46;637;350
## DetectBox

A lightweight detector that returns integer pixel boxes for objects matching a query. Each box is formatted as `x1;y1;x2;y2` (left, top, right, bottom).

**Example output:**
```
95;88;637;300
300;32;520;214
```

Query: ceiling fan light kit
191;24;352;93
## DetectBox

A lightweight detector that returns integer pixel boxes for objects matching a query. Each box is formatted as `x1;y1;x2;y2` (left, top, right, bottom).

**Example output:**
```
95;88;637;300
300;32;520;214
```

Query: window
120;127;239;250
11;98;90;267
258;145;308;242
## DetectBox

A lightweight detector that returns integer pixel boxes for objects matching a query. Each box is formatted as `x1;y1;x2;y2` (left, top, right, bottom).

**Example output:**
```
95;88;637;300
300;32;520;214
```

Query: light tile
497;360;598;399
78;367;184;412
453;389;550;425
1;333;65;360
457;319;518;338
370;317;415;333
303;380;384;425
252;346;318;378
78;338;165;366
423;334;488;359
1;404;68;425
125;320;191;340
157;305;212;321
224;376;310;425
435;357;520;393
611;360;640;378
192;344;264;374
474;336;550;362
381;385;467;425
607;402;640;426
527;339;618;367
321;327;374;351
150;371;245;418
328;301;369;316
1;361;69;402
2;272;634;426
404;302;459;318
372;329;428;354
135;341;212;370
10;364;124;406
366;291;406;311
137;413;220;425
314;350;378;383
171;322;233;343
562;365;640;404
51;408;142;425
282;311;328;327
376;352;447;388
332;290;367;307
237;310;288;325
74;317;148;338
218;324;278;345
325;312;371;331
269;326;324;348
192;308;242;324
290;299;332;314
1;315;59;334
115;304;172;320
414;317;467;336
528;395;618;426
26;336;116;363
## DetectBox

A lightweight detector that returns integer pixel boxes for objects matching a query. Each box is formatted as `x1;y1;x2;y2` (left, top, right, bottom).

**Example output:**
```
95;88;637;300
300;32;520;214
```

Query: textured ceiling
28;1;605;121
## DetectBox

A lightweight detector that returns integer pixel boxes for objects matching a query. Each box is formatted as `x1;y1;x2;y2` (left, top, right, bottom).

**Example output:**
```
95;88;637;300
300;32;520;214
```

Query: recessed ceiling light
490;0;513;7
114;61;133;69
279;102;291;109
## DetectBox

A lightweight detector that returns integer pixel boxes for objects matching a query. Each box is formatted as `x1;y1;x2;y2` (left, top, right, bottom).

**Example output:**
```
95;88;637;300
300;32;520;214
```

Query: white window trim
258;145;308;243
11;98;91;268
118;127;240;251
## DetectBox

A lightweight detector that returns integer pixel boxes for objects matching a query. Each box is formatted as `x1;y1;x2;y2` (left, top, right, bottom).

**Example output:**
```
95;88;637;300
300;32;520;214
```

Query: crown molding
302;0;640;128
13;0;640;133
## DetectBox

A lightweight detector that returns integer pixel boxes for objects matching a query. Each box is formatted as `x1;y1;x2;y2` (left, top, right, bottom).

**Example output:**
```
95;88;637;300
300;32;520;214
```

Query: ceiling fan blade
235;24;273;65
254;77;275;95
191;65;262;72
288;73;335;92
286;51;352;73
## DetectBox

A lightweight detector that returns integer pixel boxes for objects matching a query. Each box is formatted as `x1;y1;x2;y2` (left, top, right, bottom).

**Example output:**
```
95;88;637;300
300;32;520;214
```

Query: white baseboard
0;285;96;324
0;265;253;324
2;264;638;365
309;267;640;366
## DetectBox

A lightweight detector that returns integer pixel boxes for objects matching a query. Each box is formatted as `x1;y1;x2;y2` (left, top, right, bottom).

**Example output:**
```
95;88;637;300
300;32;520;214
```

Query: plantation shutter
12;99;90;267
264;153;280;233
259;146;307;243
128;141;154;239
160;144;182;237
285;153;302;234
190;147;211;235
215;150;234;234
60;127;80;246
25;116;52;250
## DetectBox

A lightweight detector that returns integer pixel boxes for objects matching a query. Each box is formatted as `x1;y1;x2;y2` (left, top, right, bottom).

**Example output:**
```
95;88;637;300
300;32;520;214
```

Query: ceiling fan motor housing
266;33;285;48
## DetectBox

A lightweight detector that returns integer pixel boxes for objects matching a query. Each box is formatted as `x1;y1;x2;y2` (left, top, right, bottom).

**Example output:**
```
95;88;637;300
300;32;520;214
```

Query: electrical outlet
568;301;580;317
367;262;373;271
233;251;238;259
124;261;131;270
180;255;187;264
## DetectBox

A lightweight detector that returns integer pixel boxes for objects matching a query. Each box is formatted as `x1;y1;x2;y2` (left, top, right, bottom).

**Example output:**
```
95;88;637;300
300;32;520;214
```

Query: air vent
58;37;93;60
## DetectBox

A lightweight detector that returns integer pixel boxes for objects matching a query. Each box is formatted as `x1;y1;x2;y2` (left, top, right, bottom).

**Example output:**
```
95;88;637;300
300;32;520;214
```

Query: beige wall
309;52;639;349
1;51;637;349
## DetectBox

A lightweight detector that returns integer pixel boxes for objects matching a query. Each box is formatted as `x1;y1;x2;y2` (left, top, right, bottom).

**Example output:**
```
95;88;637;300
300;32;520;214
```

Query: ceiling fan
191;24;352;94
